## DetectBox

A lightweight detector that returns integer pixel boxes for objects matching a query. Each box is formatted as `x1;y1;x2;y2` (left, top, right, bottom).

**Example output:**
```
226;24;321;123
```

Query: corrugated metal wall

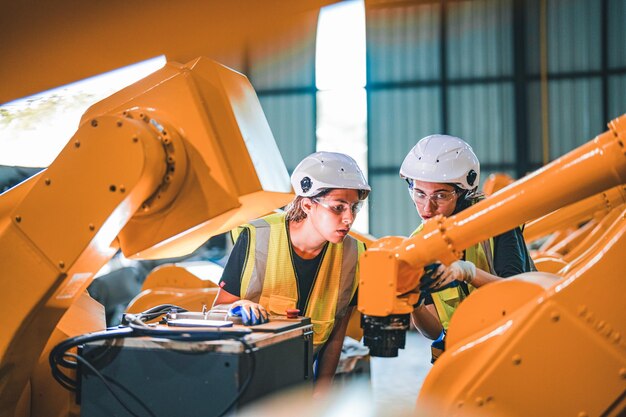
525;0;605;162
447;0;513;78
608;0;626;121
366;0;626;237
367;2;443;236
247;14;319;173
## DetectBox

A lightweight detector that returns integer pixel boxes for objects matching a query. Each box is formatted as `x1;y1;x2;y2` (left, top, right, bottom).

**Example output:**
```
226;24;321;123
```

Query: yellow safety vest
232;212;364;350
411;223;494;330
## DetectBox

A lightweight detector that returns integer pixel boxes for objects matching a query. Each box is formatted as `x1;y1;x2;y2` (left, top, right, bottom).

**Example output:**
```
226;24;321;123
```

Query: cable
121;304;188;325
50;327;135;390
50;304;259;417
67;352;156;417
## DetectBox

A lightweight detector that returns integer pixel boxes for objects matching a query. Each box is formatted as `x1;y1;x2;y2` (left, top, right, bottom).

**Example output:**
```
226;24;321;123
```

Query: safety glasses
312;197;363;216
409;188;457;205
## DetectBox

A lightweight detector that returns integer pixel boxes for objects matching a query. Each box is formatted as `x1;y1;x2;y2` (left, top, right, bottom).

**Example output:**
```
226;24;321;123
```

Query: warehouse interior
1;1;625;416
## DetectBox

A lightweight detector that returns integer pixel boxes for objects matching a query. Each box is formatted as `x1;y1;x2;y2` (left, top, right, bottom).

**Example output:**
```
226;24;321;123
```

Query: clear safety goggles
408;188;457;205
312;197;363;216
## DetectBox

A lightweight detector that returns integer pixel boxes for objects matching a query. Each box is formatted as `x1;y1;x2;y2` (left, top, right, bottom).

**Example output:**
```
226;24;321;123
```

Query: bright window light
316;0;369;233
316;0;366;90
0;56;166;167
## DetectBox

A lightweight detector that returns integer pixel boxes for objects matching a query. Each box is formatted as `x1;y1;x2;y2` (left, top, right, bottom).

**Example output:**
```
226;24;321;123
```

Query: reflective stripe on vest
411;223;494;330
233;212;362;349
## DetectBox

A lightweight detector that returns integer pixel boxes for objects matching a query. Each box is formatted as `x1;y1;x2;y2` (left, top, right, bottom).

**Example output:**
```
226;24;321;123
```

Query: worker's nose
342;208;355;225
424;198;437;212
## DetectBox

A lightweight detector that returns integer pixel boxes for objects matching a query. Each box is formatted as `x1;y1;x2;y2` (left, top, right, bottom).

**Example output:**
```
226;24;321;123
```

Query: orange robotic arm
360;115;626;319
359;116;626;415
524;184;626;243
0;57;293;412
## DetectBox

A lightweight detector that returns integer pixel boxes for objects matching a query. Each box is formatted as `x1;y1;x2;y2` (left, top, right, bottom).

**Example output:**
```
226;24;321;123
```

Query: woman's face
408;180;458;220
305;189;361;244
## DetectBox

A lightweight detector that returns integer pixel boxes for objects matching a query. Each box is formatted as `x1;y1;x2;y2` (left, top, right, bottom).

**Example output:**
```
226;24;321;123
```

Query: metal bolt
550;311;560;322
74;141;81;148
388;282;393;287
15;216;21;223
91;119;98;127
475;397;484;407
596;320;606;330
120;186;126;193
44;178;51;186
89;224;95;231
619;368;626;379
132;137;139;143
512;354;522;365
611;332;621;343
578;412;588;417
167;155;175;163
577;305;587;316
59;261;65;268
163;137;171;145
117;121;123;127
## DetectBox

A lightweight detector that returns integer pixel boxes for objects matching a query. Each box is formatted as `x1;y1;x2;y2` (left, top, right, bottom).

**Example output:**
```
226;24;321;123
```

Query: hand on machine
417;261;476;304
227;300;269;326
428;260;476;288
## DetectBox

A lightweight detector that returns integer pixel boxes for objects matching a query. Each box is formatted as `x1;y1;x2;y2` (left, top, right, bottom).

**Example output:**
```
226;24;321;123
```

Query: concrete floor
370;330;433;415
238;330;433;417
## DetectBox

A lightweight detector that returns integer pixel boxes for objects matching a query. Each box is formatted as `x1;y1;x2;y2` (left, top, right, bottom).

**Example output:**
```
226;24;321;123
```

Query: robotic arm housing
0;57;293;411
359;115;626;357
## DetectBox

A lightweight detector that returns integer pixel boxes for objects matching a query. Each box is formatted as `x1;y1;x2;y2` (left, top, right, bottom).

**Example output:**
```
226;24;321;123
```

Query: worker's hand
429;260;476;289
227;300;268;326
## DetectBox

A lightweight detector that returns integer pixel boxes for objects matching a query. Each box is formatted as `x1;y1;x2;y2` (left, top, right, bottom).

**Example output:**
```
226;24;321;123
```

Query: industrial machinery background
0;57;296;417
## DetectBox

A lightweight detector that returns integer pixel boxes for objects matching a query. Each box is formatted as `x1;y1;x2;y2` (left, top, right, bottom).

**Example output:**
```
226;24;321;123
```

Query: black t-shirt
219;228;358;313
423;226;534;304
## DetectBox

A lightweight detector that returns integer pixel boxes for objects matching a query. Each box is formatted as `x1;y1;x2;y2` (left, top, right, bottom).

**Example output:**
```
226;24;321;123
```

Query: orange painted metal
482;173;515;197
360;115;626;416
0;58;293;413
524;185;626;243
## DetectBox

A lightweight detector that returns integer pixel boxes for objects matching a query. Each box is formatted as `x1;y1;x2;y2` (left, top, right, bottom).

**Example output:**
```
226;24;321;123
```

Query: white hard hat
291;151;370;198
399;134;480;190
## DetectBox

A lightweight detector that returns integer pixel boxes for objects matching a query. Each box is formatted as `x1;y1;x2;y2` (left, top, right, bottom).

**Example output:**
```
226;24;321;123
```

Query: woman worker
400;134;534;362
213;151;370;385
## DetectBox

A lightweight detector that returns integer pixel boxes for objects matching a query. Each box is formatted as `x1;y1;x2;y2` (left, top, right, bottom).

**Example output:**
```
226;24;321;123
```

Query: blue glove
227;300;268;326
